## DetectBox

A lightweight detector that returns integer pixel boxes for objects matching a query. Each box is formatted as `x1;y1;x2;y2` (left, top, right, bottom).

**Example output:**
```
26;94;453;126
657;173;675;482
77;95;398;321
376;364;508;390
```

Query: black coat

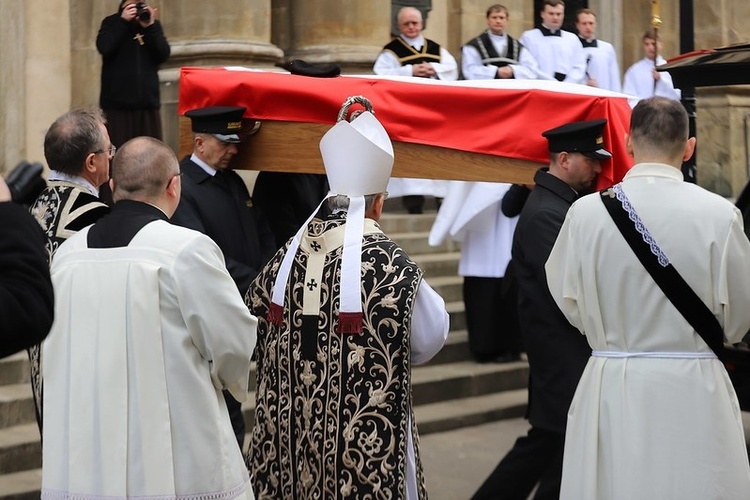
172;158;276;295
252;172;329;248
0;202;54;359
511;168;591;433
96;13;170;110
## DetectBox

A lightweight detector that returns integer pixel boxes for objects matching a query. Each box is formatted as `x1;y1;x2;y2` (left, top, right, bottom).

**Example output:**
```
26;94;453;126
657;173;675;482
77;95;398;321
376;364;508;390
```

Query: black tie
539;26;562;37
579;37;598;48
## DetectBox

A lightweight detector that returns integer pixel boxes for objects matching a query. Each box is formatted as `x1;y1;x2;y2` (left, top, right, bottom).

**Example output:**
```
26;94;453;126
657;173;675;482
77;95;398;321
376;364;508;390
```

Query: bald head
111;137;180;209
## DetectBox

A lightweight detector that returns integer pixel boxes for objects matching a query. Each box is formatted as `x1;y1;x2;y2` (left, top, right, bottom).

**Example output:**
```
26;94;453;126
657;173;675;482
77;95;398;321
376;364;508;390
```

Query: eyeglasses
166;172;183;188
94;145;117;157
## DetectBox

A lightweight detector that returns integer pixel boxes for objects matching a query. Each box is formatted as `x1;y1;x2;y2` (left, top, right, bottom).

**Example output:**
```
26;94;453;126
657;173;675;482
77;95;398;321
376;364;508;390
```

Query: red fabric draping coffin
179;67;633;188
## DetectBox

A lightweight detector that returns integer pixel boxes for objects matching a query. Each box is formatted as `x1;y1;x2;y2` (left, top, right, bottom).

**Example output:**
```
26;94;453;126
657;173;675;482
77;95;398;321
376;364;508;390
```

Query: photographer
96;1;170;165
0;176;54;360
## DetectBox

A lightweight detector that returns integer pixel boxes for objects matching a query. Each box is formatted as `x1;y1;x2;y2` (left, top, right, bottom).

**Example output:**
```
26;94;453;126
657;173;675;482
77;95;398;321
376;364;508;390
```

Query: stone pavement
420;417;530;500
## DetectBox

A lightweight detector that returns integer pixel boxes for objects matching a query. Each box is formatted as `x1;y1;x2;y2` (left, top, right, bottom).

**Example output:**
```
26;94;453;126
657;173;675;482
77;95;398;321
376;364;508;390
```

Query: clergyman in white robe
546;162;750;500
42;216;257;499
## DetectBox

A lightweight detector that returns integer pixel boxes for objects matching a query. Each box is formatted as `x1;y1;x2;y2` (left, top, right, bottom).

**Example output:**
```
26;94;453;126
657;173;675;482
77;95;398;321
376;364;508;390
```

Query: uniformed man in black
473;119;611;500
172;106;275;450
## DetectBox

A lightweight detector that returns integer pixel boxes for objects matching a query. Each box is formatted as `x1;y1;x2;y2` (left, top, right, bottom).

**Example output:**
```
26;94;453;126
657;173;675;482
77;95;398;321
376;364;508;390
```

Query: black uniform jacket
252;172;329;248
0;202;54;359
172;158;276;295
511;168;591;433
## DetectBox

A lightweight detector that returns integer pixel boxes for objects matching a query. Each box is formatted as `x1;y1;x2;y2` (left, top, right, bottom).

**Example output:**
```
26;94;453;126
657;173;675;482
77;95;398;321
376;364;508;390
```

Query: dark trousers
223;390;246;451
471;427;564;500
463;275;522;361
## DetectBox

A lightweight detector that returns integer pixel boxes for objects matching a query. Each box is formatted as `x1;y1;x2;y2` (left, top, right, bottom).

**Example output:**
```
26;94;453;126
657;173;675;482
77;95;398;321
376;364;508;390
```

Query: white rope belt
592;350;717;359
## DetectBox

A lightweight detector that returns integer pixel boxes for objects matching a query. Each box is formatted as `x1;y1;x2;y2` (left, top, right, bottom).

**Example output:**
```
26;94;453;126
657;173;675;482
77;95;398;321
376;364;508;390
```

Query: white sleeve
565;37;588;84
431;47;459;81
719;209;750;343
174;234;258;402
545;208;584;333
461;45;497;80
373;50;413;77
607;45;622;93
410;279;450;365
513;46;541;80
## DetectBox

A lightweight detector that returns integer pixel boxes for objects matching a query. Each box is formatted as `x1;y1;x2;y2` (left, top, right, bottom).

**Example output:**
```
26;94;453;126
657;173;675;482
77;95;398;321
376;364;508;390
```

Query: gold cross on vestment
133;33;144;45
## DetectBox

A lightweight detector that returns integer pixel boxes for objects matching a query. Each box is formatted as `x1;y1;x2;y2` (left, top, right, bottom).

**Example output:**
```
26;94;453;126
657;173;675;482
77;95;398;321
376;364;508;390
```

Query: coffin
178;67;633;188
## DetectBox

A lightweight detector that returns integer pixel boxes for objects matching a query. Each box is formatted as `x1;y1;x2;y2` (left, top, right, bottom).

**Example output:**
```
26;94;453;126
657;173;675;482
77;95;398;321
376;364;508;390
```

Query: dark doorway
533;0;588;33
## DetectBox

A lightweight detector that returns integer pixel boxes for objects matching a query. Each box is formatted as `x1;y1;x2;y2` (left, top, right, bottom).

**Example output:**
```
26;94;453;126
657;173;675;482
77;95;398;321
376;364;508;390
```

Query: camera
5;161;46;206
135;2;151;23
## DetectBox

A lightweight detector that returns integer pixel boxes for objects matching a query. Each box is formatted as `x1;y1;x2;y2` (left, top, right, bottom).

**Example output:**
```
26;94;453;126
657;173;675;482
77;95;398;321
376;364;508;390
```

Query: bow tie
579;37;598;48
539;26;561;37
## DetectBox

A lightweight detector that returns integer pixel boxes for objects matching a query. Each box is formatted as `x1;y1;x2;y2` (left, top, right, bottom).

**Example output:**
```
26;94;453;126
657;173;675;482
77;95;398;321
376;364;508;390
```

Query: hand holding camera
121;1;156;27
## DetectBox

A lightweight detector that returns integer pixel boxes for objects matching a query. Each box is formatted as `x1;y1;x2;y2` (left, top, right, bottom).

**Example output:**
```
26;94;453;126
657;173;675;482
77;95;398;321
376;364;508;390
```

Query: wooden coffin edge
178;117;539;184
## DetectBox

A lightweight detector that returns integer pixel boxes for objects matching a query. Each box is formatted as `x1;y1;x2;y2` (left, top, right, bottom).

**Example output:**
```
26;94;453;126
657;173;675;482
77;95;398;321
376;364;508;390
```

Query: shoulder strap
600;186;725;358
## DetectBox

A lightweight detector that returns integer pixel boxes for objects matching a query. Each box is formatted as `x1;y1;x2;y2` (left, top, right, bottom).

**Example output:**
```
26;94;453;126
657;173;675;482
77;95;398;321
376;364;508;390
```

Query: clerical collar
579;36;598;48
539;25;561;37
48;170;99;197
190;153;218;176
487;30;506;40
400;34;424;50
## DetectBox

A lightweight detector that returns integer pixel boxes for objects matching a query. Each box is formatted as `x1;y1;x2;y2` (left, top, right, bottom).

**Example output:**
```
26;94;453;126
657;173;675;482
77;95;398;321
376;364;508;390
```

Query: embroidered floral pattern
614;184;670;267
246;217;427;499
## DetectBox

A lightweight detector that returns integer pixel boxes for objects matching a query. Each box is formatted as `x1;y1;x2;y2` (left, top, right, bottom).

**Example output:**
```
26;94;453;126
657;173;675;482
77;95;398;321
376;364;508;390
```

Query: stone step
429;330;470;365
0;353;29;387
0;468;40;500
447;300;466;332
415;389;528;435
424;275;463;304
0;355;527;491
413;252;460;279
412;360;528;407
0;424;39;475
0;384;34;430
378;212;440;234
390;231;460;256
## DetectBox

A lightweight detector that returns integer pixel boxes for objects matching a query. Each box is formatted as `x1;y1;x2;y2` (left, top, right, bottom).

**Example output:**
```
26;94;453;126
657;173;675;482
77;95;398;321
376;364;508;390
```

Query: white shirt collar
400;34;425;49
623;162;684;182
487;30;506;40
190;153;218;176
47;170;99;197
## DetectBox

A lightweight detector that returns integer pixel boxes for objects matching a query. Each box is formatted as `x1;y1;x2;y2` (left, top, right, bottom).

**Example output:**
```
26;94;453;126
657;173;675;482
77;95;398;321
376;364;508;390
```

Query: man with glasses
27;108;112;433
172;105;275;451
42;136;258;499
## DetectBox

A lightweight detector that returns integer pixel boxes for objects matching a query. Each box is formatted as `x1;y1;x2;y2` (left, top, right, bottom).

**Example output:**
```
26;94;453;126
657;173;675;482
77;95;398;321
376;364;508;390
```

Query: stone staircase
0;208;529;498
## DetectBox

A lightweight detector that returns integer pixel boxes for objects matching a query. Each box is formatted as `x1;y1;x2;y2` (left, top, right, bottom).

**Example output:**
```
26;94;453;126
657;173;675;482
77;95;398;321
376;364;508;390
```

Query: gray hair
327;194;381;212
44;109;107;175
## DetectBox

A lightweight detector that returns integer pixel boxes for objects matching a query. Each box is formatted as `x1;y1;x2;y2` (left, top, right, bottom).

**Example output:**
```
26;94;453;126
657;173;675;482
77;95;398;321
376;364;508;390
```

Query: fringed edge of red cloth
338;312;363;335
267;302;284;327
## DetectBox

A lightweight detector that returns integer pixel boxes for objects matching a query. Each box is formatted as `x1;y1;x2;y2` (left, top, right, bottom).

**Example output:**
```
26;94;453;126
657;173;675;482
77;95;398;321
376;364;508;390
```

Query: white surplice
429;181;517;278
42;221;257;500
546;163;750;500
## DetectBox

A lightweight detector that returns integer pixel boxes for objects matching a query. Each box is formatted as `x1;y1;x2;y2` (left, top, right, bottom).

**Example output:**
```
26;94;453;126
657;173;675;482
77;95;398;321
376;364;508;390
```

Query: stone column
1;0;72;172
158;0;283;151
285;0;390;73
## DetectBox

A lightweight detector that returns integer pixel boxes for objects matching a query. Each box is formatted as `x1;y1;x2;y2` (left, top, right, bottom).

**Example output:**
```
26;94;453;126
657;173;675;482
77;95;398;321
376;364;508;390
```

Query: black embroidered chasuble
465;31;522;68
383;37;441;68
246;216;428;499
27;180;109;431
